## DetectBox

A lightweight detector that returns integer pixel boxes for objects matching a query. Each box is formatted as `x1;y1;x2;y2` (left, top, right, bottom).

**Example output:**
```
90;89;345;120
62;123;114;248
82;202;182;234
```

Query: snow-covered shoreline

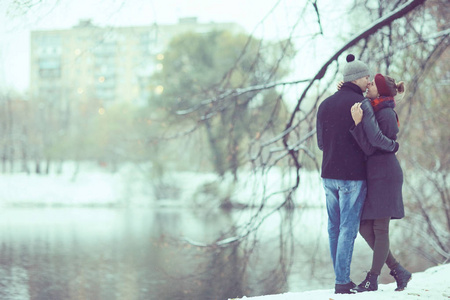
231;263;450;299
0;162;324;208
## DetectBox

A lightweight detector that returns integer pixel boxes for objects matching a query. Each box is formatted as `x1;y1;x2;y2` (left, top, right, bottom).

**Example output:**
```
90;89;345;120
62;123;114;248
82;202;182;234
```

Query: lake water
0;207;434;300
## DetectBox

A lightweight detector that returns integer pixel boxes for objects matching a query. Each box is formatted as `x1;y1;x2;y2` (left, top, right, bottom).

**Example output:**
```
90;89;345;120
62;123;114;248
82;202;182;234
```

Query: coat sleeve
316;110;323;151
350;123;376;156
359;99;399;152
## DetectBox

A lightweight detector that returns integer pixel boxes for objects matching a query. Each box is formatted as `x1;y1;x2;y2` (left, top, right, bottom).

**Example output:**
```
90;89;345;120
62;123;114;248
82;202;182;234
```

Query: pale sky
0;0;350;93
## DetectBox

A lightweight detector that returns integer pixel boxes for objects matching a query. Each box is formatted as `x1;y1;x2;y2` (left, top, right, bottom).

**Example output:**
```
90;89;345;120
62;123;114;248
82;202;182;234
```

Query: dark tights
359;218;399;275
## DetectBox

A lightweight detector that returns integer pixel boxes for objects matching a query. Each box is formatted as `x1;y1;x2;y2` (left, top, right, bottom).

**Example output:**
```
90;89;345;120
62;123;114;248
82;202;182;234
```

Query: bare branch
175;78;311;116
310;0;324;35
281;0;427;176
287;0;427;122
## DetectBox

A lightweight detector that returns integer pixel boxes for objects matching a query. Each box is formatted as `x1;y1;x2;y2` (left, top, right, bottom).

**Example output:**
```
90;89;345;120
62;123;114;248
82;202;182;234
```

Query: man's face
353;76;370;93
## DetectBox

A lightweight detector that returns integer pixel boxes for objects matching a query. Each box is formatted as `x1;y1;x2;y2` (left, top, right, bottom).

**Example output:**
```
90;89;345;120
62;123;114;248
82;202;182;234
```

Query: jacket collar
341;82;364;96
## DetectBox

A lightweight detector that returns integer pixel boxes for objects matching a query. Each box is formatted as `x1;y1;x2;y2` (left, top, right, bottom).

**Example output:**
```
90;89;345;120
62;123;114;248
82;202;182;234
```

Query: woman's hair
384;75;405;96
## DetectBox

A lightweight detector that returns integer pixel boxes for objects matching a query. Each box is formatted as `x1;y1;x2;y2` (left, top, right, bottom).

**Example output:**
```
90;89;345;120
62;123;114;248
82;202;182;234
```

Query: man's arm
316;110;324;151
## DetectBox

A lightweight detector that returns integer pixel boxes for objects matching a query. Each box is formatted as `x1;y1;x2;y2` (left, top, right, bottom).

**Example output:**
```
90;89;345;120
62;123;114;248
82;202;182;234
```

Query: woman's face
366;80;379;99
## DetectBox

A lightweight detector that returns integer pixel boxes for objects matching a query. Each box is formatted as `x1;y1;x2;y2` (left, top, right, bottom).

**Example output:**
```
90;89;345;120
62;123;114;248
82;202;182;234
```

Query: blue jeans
322;178;367;284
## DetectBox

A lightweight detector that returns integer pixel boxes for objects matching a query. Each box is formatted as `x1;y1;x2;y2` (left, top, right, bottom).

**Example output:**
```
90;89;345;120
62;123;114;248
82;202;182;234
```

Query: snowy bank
0;162;324;207
230;263;450;300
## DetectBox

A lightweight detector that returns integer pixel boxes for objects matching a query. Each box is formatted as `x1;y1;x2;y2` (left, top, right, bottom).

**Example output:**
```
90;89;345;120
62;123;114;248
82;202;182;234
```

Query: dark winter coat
350;99;405;220
316;83;396;180
316;82;367;180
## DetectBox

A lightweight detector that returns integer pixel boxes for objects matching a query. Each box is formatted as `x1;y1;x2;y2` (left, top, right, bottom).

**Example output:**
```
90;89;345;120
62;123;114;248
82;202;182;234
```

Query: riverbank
231;263;450;299
0;162;324;208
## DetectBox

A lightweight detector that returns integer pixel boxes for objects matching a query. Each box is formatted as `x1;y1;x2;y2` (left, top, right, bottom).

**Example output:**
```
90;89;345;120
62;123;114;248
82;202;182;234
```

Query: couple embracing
316;54;412;294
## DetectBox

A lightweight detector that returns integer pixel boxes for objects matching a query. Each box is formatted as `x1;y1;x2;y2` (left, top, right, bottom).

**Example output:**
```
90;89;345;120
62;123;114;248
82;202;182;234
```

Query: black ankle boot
390;264;412;291
335;281;356;294
355;272;378;292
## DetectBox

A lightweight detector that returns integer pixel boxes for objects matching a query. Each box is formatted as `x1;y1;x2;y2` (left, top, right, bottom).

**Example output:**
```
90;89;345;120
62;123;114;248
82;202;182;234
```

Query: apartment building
29;18;243;109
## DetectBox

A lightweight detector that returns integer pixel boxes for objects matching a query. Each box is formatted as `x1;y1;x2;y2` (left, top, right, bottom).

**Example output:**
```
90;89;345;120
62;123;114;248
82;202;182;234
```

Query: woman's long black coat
350;99;405;220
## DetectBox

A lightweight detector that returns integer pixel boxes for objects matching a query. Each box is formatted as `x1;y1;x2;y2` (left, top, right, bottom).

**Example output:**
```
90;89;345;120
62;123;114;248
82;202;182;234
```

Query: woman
349;73;412;292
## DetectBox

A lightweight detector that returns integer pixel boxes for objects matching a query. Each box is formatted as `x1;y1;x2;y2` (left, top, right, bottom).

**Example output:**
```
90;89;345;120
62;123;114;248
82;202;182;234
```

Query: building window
38;59;61;78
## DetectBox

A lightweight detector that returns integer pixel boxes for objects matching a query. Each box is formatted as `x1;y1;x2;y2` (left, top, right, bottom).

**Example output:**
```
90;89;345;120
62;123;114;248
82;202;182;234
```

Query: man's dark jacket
316;82;367;180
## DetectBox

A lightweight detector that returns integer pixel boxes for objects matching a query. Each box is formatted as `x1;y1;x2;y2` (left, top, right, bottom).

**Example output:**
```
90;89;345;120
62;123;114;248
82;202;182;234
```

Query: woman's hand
351;103;363;125
337;81;344;90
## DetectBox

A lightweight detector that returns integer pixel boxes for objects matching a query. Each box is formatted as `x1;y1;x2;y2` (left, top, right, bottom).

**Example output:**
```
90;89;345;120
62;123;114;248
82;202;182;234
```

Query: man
316;54;370;294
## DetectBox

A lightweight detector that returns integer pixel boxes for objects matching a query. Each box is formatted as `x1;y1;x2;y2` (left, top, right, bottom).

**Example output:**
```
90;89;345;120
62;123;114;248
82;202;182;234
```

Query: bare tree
178;0;448;295
180;0;432;244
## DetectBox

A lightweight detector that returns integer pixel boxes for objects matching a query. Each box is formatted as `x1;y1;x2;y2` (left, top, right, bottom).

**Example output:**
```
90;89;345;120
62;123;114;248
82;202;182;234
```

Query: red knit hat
374;74;391;96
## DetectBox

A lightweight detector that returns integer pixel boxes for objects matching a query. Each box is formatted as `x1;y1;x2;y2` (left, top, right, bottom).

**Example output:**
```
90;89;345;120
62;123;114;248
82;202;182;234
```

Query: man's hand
337;81;344;90
351;103;363;125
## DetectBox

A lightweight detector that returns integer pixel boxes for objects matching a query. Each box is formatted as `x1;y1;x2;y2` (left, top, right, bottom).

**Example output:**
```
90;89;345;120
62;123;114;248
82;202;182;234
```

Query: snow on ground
231;263;450;300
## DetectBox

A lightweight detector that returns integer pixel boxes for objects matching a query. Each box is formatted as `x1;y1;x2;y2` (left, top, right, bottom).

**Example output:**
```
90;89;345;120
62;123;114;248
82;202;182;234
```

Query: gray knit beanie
343;54;370;82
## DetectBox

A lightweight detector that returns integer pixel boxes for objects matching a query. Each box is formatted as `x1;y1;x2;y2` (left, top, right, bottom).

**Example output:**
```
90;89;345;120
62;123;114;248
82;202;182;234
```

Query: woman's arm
359;99;399;152
350;123;377;156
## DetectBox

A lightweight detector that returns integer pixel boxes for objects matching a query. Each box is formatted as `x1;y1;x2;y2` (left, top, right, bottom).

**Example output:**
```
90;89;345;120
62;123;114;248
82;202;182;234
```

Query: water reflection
0;207;433;300
0;208;244;300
